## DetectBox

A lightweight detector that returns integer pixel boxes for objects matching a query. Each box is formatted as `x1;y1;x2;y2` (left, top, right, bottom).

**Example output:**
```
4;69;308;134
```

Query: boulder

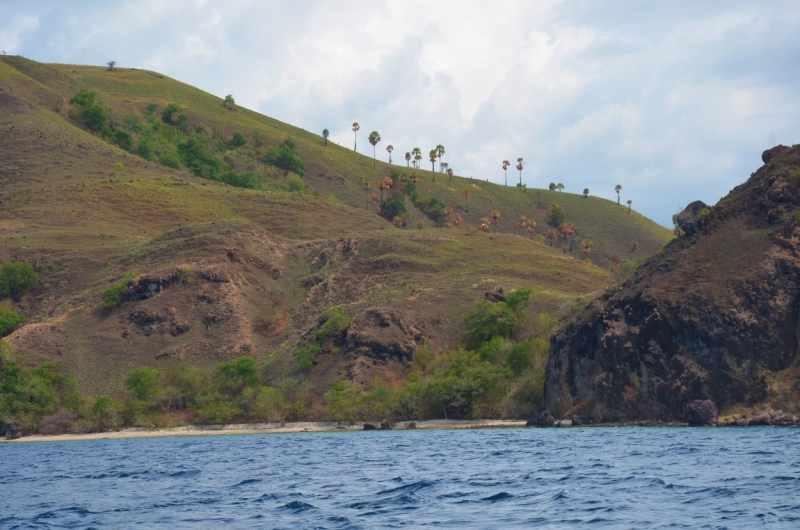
675;201;709;236
5;429;22;440
555;419;573;427
484;286;507;303
684;399;718;426
749;413;772;426
762;144;791;164
526;411;555;427
770;411;797;426
380;419;393;430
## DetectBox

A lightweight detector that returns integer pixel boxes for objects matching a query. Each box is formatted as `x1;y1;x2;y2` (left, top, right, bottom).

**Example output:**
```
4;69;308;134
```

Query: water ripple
2;427;800;528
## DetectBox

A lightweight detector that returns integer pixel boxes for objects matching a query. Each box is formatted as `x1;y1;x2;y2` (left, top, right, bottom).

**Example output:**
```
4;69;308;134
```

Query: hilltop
0;56;672;422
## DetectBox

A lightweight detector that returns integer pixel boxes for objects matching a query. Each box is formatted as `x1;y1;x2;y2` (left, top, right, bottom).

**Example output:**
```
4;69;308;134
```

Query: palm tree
386;144;393;164
556;183;564;192
535;234;545;244
441;161;449;174
535;190;542;206
480;218;490;232
405;152;411;167
517;215;527;234
490;210;500;225
447;168;454;182
549;183;556;191
362;179;371;210
581;239;593;254
453;213;463;230
444;206;454;222
368;131;381;168
627;199;632;213
559;222;575;243
516;158;524;186
436;145;445;171
352;122;360;151
412;147;422;169
322;129;329;146
631;241;639;252
502;160;510;186
615;184;622;204
527;219;537;238
583;188;589;198
546;229;557;247
429;149;437;181
417;220;424;230
463;187;471;213
411;171;420;184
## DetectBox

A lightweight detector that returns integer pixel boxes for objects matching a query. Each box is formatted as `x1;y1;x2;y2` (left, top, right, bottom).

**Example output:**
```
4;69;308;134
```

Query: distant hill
0;56;672;399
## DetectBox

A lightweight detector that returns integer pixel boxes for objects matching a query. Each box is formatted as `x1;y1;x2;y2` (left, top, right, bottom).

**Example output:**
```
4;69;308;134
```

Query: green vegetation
100;269;138;308
0;262;38;301
0;341;82;436
0;306;26;337
295;306;353;370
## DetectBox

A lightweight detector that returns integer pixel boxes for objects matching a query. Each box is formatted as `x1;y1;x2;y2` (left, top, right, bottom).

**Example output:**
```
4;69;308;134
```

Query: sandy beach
1;419;528;444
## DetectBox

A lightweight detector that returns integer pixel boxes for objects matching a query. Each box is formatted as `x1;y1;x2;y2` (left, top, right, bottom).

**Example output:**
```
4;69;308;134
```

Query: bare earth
1;420;527;444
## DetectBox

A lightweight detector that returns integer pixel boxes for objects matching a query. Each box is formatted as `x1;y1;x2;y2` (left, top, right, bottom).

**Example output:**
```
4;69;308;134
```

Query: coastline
0;419;528;444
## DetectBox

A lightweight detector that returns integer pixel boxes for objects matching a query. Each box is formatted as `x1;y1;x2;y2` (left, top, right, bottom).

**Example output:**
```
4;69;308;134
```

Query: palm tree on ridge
502;160;510;186
615;184;622;205
352;122;360;151
386;144;393;164
368;131;381;168
516;158;524;187
322;129;329;146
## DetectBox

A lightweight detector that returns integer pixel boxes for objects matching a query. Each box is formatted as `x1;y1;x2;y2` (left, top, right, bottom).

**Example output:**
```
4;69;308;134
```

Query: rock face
546;145;800;422
684;400;718;426
762;144;791;164
675;200;709;236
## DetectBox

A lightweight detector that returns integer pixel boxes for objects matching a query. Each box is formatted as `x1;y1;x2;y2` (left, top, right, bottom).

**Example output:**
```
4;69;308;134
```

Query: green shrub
381;198;408;219
416;196;447;223
0;306;26;337
101;283;128;308
264;138;305;176
295;343;321;371
0;262;38;301
505;288;531;313
697;208;711;223
463;300;517;349
506;341;533;377
247;386;289;423
317;306;353;340
215;356;260;393
323;380;363;421
230;132;246;148
547;203;565;226
124;367;161;400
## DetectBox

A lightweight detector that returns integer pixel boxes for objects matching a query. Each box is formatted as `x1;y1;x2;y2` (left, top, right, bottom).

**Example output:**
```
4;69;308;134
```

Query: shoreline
0;419;528;444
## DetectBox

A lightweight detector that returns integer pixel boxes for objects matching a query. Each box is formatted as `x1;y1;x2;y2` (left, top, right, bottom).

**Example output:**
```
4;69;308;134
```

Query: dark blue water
2;427;800;529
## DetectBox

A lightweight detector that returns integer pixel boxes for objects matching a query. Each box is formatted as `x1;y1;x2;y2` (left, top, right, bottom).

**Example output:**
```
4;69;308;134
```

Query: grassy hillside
0;56;673;418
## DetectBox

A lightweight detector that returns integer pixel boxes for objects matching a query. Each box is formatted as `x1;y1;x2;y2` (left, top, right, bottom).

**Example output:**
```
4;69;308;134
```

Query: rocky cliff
545;145;800;422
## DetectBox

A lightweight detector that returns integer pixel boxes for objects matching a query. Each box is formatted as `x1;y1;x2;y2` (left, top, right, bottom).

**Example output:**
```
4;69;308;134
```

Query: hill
0;56;672;416
546;144;800;424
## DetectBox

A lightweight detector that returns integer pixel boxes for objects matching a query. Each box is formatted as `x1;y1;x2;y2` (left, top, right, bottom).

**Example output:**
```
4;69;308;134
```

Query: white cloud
2;0;800;225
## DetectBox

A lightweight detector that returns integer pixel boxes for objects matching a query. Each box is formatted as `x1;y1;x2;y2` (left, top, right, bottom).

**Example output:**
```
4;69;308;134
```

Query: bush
505;288;531;314
324;380;363;421
0;306;26;337
113;129;133;151
547;203;565;226
230;132;246;148
215;356;260;393
0;262;38;301
264;138;305;176
124;367;160;400
100;269;138;308
506;341;533;377
463;300;517;349
295;343;321;371
416;196;447;223
381;198;408;219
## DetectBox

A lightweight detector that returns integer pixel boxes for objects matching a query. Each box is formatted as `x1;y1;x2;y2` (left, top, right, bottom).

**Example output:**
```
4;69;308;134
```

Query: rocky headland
545;144;800;425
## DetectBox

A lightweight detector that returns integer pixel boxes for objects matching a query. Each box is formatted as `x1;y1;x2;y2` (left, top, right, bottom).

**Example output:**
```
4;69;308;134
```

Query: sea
1;427;799;529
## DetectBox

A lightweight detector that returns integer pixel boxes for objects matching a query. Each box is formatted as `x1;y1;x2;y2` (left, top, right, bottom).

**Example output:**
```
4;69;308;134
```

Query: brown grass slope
546;145;800;422
1;56;667;396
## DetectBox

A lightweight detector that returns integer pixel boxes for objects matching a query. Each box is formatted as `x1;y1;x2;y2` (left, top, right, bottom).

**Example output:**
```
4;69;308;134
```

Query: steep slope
546;145;800;422
1;56;671;397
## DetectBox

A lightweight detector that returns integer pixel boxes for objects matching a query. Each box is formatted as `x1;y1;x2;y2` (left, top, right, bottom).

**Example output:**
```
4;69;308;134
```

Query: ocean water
1;427;799;529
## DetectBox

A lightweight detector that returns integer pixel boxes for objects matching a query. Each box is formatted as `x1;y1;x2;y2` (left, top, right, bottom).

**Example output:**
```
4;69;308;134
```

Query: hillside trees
583;188;589;198
436;145;445;172
263;138;305;176
69;89;109;132
502;160;510;186
547;203;565;226
412;147;422;168
0;307;26;337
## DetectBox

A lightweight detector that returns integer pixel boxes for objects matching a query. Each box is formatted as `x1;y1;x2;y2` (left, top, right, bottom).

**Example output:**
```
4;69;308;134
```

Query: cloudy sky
2;0;799;225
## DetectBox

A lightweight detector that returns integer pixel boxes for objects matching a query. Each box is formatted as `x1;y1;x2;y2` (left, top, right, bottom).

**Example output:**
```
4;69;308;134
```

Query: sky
2;0;799;226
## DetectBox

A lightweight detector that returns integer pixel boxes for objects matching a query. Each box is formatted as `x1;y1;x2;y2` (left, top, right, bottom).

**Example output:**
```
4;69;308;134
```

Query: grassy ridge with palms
0;56;672;426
